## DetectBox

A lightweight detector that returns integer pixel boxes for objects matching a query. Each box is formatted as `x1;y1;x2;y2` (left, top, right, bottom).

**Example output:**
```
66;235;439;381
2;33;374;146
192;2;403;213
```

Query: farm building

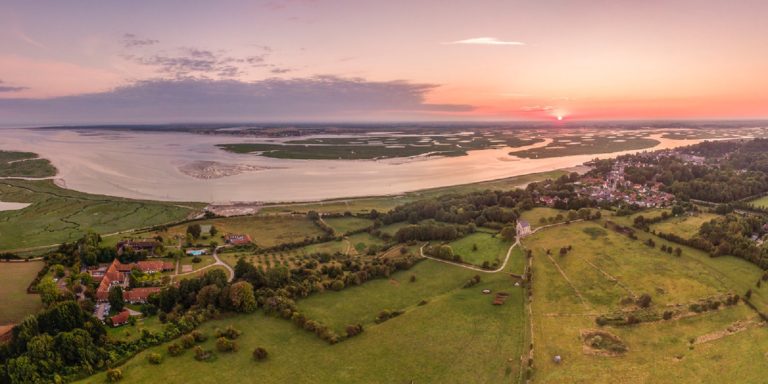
224;234;252;245
516;220;532;236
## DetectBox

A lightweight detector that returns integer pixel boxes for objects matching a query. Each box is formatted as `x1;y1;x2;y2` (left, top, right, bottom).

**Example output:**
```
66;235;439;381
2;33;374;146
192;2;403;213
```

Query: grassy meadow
80;258;527;384
323;216;373;234
0;261;44;325
650;212;720;239
447;231;510;267
523;218;768;383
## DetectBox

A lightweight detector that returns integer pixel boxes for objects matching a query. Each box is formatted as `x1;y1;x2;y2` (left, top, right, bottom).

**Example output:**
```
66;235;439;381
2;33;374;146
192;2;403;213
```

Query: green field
650;213;720;239
156;215;325;248
0;150;57;178
258;170;568;216
523;220;768;383
748;195;768;209
346;232;386;255
0;179;200;252
519;207;566;228
323;216;373;234
0;261;43;325
80;257;527;384
510;136;659;159
447;232;510;267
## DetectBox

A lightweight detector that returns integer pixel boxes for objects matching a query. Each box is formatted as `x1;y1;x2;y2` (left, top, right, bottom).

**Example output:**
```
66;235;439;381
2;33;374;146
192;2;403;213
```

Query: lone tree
109;286;125;312
253;347;268;361
186;224;202;239
636;293;652;308
501;226;516;241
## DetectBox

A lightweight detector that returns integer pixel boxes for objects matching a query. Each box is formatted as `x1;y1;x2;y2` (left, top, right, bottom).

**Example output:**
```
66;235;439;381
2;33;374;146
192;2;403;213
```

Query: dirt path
173;246;234;282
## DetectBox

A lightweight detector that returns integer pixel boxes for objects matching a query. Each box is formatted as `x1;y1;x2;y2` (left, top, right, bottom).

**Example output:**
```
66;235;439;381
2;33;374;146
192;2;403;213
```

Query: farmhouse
117;239;159;255
95;259;169;303
224;234;252;245
110;310;130;327
516;220;532;236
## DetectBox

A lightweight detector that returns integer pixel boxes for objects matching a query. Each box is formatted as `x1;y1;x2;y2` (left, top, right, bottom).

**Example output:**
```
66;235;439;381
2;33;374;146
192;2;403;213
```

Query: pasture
156;215;325;248
323;216;373;234
0;261;44;325
650;212;720;239
447;232;510;267
80;258;527;384
523;220;768;383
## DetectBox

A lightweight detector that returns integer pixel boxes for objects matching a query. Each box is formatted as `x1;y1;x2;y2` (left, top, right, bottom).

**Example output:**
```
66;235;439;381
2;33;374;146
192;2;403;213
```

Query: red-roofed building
110;310;130;327
123;287;162;304
137;260;174;273
224;234;252;245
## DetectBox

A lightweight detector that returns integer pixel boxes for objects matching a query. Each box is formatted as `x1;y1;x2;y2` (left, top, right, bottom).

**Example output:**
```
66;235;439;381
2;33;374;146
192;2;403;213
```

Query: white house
516;220;532;237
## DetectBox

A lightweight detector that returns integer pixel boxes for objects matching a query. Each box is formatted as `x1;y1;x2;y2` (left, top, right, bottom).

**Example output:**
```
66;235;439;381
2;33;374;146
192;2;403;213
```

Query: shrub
180;334;196;349
192;256;202;263
409;275;417;283
418;299;428;306
106;368;123;382
330;279;345;291
147;352;163;365
168;343;183;356
463;275;481;288
215;325;242;340
191;330;208;342
253;347;268;361
216;337;238;352
345;324;364;338
662;311;674;320
194;346;213;361
636;293;652;308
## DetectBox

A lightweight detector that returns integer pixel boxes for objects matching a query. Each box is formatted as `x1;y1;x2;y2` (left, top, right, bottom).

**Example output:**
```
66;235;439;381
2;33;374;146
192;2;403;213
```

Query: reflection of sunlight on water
0;129;713;203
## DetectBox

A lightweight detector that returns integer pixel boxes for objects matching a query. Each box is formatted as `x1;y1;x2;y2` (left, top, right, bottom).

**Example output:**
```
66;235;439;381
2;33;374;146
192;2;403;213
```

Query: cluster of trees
0;301;108;383
381;190;533;227
395;222;475;243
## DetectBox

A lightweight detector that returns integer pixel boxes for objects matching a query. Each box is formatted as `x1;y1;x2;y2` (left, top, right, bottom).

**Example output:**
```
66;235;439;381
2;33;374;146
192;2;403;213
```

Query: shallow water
0;128;704;203
0;202;31;211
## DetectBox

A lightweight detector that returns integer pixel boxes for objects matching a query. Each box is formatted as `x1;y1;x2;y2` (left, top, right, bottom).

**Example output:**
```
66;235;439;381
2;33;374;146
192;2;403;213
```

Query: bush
180;334;196;349
168;343;184;356
147;352;163;365
194;346;213;361
253;347;269;361
192;256;202;263
330;279;345;291
345;324;364;338
662;311;674;320
191;330;208;342
463;275;481;288
216;337;238;352
106;368;123;382
636;293;652;308
409;275;417;283
215;325;242;340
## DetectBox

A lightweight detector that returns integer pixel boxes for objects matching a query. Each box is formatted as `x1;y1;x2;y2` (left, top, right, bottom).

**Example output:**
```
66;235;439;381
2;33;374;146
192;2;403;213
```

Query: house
123;287;162;304
224;234;252;245
136;260;174;273
117;239;159;255
95;259;171;303
110;310;130;327
516;220;532;237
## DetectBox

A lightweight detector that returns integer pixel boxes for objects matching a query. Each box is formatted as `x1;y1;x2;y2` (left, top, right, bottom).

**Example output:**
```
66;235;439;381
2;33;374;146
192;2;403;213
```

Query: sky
1;0;767;124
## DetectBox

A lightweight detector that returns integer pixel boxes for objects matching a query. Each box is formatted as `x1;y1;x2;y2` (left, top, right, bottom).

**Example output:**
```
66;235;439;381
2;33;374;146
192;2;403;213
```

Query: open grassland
157;215;324;248
323;216;373;234
346;232;386;254
258;170;568;216
510;136;659;159
748;195;768;209
81;258;527;384
0;179;200;252
0;150;57;178
447;232;509;267
520;207;566;228
650;212;720;239
0;261;43;325
524;220;768;383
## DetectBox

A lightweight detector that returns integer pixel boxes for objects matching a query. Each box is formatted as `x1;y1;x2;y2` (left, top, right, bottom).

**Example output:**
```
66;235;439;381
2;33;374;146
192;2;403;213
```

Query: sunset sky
1;0;767;123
